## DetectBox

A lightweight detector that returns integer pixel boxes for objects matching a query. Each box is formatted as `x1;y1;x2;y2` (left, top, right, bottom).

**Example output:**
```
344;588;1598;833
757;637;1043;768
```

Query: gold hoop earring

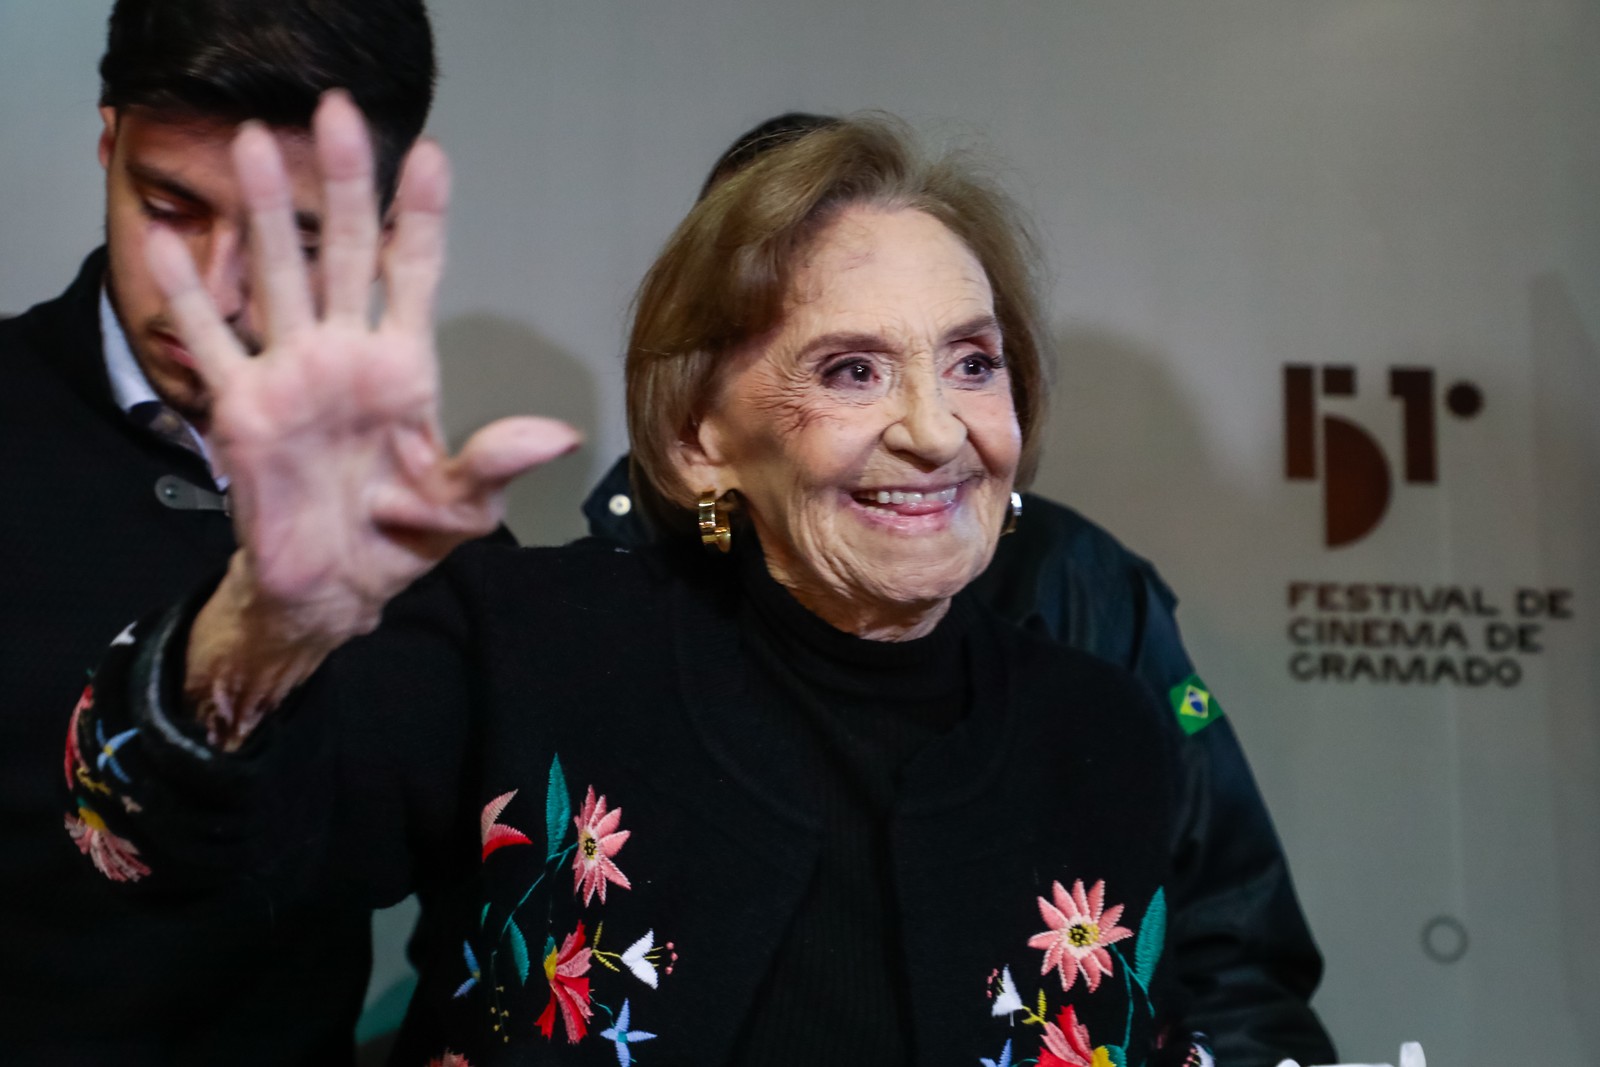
1002;491;1022;536
698;490;732;553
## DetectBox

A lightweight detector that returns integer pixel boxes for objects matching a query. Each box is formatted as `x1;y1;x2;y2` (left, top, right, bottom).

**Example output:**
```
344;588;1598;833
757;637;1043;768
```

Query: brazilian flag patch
1167;673;1223;735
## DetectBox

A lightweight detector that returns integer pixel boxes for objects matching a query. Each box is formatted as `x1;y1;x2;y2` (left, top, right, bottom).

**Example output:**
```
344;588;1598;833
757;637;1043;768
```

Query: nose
195;226;251;328
882;368;967;467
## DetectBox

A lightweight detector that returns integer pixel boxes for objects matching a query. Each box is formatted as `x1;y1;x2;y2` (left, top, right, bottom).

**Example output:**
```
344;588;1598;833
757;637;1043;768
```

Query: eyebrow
127;162;323;236
795;314;1002;362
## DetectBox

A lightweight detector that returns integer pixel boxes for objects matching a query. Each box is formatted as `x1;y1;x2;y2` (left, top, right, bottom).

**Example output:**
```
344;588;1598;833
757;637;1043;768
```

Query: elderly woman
67;95;1207;1067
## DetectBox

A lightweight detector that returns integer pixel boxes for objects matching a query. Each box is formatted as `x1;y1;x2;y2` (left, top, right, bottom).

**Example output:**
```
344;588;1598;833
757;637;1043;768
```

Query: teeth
864;487;959;507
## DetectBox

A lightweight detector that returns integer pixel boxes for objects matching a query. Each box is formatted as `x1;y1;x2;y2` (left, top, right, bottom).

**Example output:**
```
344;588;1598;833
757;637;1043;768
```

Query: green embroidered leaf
479;902;490;929
1104;1043;1128;1067
507;919;531;984
545;755;571;859
1133;886;1167;987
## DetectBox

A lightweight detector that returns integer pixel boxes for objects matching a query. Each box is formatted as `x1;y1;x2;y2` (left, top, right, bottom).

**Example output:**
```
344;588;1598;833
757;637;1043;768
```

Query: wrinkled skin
147;92;579;743
677;206;1021;641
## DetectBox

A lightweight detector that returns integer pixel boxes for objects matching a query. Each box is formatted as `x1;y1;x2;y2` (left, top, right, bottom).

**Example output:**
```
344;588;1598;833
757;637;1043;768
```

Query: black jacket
584;459;1337;1066
71;538;1214;1066
0;252;373;1065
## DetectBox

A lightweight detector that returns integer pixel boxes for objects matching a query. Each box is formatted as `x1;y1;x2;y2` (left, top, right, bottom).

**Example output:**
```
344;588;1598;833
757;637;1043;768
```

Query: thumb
455;416;583;492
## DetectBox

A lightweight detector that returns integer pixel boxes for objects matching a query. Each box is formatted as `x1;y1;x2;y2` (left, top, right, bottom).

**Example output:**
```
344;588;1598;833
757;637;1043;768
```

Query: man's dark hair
100;0;436;201
697;112;842;200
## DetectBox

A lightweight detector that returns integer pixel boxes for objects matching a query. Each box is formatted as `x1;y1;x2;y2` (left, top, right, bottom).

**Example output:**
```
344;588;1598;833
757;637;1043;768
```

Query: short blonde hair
626;115;1050;532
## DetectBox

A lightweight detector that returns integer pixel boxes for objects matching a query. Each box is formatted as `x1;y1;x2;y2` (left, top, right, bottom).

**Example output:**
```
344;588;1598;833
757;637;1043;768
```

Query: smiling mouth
856;487;959;507
849;484;966;519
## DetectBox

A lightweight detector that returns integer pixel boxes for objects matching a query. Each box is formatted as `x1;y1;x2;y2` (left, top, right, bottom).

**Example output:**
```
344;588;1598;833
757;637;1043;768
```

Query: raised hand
146;92;579;745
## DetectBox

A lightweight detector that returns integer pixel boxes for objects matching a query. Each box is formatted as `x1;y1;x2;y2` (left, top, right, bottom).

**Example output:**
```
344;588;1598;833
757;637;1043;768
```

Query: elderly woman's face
690;205;1021;633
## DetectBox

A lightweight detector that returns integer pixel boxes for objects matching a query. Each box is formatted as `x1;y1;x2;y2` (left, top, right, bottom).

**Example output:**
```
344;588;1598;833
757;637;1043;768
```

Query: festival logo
1283;365;1483;547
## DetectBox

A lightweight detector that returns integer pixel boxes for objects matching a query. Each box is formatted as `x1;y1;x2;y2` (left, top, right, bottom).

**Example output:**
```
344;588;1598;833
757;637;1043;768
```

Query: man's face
99;107;324;429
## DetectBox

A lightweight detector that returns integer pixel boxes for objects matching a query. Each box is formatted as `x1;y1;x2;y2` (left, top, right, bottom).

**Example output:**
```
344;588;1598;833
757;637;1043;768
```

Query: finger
145;227;247;387
453;417;583;492
314;90;382;325
232;122;315;342
381;139;450;336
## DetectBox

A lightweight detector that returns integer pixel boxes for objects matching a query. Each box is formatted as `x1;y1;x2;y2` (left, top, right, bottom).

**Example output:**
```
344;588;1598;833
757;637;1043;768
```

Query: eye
822;356;880;390
139;198;184;223
952;351;1004;385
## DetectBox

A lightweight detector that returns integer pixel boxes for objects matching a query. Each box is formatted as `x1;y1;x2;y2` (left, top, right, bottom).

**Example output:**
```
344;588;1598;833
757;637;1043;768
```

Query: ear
97;107;118;170
669;408;740;500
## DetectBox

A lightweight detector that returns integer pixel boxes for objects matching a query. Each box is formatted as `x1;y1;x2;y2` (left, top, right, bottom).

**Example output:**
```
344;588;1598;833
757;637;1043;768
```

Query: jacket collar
18;248;118;416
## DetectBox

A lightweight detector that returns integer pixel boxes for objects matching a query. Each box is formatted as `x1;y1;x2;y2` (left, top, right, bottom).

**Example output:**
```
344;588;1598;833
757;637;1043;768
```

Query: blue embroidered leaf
1133;886;1167;988
1104;1043;1128;1067
508;920;531;984
545;755;572;859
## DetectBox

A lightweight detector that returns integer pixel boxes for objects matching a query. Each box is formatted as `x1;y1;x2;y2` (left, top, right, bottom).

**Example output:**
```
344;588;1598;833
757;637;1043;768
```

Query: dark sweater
731;539;967;1063
68;537;1206;1066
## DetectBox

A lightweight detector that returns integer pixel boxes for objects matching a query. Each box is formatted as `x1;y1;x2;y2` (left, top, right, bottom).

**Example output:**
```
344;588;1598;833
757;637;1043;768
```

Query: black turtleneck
728;537;971;1065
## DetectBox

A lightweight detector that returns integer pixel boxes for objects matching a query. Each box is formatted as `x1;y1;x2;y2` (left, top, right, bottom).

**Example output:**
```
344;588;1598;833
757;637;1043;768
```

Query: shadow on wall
1530;274;1600;1066
1037;324;1296;585
436;314;601;548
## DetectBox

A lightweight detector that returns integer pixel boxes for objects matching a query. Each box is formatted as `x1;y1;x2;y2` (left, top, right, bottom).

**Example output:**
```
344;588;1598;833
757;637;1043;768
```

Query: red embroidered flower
536;922;594;1043
64;801;150;883
571;786;631;906
480;790;532;861
1038;1005;1113;1067
1028;878;1132;993
64;684;92;787
425;1052;471;1067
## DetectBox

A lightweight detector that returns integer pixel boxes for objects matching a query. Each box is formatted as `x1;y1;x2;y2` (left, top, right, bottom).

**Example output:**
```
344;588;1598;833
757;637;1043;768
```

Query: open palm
147;93;577;675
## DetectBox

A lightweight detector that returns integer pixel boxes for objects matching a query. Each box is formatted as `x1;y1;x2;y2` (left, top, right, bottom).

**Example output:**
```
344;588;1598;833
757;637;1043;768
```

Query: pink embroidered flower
1038;1005;1114;1067
64;801;150;883
571;786;631;906
1028;878;1132;993
425;1052;471;1067
64;684;92;787
480;790;532;861
536;921;594;1043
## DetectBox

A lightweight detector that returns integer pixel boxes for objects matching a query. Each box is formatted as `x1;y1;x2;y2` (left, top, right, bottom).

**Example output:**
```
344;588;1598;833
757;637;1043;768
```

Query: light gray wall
5;2;1597;1063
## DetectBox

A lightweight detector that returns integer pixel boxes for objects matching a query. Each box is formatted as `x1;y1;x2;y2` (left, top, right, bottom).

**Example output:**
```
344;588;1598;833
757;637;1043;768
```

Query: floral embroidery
1038;1005;1114;1067
425;1052;471;1067
988;965;1025;1018
572;785;631;906
63;684;96;785
1029;879;1132;993
454;941;481;999
468;758;669;1054
481;790;533;861
536;921;594;1043
592;925;677;988
599;999;657;1066
95;722;138;784
988;883;1166;1067
65;800;150;882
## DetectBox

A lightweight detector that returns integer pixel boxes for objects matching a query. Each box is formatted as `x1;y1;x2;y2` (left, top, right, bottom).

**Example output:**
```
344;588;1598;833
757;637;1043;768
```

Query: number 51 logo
1284;365;1483;548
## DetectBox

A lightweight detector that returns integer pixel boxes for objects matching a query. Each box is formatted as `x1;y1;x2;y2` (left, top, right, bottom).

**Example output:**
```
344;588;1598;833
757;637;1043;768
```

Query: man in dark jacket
0;2;436;1061
581;112;1338;1067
